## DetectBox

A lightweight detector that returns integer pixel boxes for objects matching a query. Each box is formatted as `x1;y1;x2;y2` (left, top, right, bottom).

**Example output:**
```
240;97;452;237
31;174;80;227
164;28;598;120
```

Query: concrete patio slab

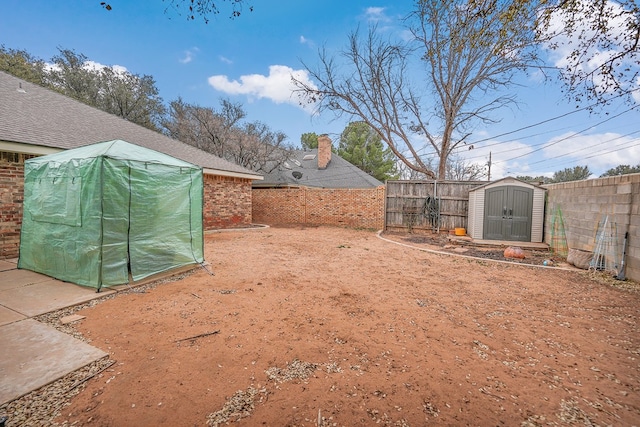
0;279;115;317
0;260;15;272
0;264;195;405
0;305;26;326
0;268;53;291
0;318;107;404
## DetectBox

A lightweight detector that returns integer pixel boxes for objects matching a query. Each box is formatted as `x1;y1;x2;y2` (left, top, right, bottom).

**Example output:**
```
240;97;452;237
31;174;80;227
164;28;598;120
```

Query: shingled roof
0;71;261;180
255;148;383;189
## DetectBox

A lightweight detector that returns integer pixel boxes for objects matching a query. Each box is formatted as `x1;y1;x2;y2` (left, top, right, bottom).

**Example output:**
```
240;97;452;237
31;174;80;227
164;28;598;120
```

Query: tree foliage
550;165;592;182
0;46;166;131
0;46;47;85
294;0;540;180
600;164;640;176
338;122;399;182
47;49;166;131
100;1;254;23
300;132;319;150
166;0;253;22
518;166;591;183
162;98;293;173
516;175;552;184
536;0;640;106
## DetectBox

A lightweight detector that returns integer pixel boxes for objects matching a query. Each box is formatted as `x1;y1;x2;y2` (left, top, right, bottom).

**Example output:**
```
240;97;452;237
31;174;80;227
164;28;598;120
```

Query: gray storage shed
467;177;546;243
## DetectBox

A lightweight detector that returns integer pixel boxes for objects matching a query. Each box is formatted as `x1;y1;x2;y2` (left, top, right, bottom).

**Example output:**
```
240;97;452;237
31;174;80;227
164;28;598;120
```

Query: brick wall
544;173;640;282
0;154;27;259
0;155;254;259
252;186;386;229
203;174;253;229
317;135;332;169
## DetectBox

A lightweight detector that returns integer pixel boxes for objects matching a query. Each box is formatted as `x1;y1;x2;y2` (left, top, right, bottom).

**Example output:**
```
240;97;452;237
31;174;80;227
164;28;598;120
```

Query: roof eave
0;140;64;156
203;167;263;180
1;140;264;180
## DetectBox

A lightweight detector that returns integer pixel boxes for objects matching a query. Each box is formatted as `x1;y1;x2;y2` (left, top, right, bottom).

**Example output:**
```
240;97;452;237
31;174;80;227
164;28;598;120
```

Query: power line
524;129;640;168
398;88;640;163
493;105;640;166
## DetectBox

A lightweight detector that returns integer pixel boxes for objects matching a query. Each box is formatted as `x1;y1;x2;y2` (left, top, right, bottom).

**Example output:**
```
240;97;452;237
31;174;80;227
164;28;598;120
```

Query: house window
0;151;40;163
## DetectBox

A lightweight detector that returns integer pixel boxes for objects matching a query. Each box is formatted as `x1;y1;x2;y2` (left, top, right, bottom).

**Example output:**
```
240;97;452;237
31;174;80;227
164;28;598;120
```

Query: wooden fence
385;180;485;233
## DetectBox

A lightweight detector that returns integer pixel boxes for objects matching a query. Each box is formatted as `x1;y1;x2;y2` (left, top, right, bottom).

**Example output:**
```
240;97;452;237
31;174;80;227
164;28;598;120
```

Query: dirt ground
55;226;639;426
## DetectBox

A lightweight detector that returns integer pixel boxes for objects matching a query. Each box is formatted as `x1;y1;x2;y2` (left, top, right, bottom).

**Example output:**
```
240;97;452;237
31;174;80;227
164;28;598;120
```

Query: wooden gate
385;180;485;232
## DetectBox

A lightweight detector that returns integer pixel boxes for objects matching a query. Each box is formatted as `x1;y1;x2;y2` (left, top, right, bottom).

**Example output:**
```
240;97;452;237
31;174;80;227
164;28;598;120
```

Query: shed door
483;186;533;241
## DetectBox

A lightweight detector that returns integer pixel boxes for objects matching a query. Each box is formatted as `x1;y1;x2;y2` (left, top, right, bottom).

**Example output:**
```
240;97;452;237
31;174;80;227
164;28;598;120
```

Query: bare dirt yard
49;226;639;426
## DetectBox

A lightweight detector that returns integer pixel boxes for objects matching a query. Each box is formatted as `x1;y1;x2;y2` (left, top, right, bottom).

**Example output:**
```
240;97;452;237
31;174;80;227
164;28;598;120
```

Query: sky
1;0;639;179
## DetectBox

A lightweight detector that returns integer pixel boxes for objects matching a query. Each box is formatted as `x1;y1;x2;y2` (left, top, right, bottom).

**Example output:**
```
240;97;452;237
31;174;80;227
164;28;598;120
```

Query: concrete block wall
544;173;639;282
0;156;25;259
252;186;386;229
203;174;253;229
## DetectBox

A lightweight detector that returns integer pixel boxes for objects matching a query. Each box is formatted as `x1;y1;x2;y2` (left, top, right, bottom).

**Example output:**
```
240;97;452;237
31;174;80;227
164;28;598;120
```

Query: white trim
0;141;62;156
0;140;263;181
203;167;263;180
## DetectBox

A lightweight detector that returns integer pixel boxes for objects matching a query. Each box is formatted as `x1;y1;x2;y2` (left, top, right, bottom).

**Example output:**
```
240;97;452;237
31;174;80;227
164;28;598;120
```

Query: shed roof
0;71;261;180
468;176;546;193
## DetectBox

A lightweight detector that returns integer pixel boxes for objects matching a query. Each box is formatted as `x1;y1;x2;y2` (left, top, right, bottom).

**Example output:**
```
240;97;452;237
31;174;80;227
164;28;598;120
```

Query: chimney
317;134;332;170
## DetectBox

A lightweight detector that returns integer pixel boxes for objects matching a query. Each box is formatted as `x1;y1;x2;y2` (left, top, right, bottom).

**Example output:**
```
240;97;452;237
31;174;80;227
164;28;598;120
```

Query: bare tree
395;154;487;181
164;0;253;22
294;1;539;179
536;0;640;106
163;98;292;173
100;0;253;23
164;98;244;156
229;121;290;173
445;155;488;181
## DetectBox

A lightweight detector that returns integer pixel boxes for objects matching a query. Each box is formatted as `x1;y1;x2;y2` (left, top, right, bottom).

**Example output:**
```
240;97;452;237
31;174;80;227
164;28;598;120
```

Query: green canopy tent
18;140;204;290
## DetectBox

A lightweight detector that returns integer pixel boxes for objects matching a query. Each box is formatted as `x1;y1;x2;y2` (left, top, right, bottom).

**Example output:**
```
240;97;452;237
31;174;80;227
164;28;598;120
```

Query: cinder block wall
252;186;386;229
0;156;25;259
203;174;253;229
544;173;640;282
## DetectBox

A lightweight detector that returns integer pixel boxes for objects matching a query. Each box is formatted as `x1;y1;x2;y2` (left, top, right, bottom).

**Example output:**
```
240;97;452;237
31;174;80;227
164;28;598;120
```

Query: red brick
252;186;385;229
1;157;255;259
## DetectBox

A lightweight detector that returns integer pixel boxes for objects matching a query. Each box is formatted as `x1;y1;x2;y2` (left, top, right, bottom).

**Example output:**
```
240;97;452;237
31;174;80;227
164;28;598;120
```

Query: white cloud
541;131;640;173
207;65;318;111
463;130;640;178
44;60;128;75
219;55;233;65
110;64;128;75
179;47;199;64
364;7;389;22
398;29;414;42
456;140;534;179
299;35;315;48
542;0;639;94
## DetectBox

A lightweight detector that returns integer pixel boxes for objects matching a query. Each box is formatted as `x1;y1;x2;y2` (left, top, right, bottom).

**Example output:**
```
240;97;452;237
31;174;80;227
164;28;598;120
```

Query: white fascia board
203;167;264;181
0;141;63;156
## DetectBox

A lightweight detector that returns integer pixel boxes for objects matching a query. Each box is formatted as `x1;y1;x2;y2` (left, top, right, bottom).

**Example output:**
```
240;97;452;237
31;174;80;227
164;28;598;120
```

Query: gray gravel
0;270;198;426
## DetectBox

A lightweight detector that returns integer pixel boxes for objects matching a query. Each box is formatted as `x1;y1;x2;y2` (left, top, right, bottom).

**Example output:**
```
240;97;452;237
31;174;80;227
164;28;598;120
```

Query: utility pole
487;152;492;181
